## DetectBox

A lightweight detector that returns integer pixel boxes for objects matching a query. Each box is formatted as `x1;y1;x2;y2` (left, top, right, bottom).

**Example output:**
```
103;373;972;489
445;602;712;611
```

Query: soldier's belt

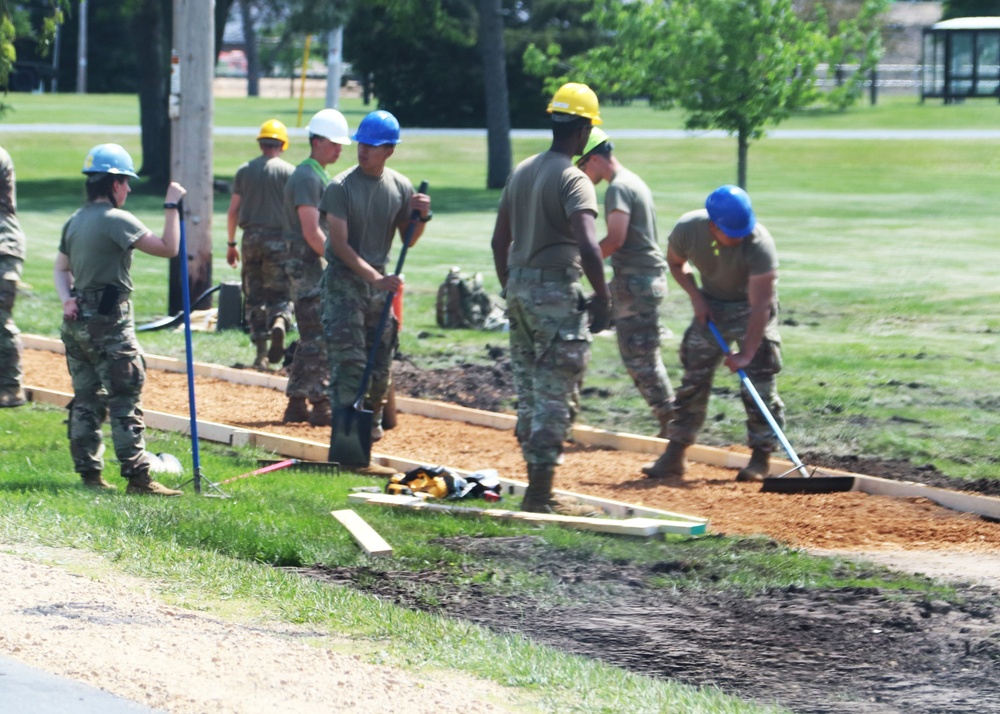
508;266;580;282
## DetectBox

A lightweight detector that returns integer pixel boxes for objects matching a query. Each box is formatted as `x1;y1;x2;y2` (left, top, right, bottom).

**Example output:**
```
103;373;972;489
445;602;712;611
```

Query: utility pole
76;0;87;93
325;27;343;109
169;0;215;313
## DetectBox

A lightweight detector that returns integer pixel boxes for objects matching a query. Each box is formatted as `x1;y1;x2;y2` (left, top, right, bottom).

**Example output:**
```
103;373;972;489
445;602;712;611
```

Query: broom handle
351;180;429;410
706;321;810;478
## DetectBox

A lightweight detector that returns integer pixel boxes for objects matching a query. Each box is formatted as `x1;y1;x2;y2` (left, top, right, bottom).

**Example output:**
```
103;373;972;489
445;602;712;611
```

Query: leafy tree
942;0;1000;19
529;0;887;189
1;0;68;113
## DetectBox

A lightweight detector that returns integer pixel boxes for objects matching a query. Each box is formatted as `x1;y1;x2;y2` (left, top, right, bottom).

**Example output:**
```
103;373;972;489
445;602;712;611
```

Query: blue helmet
82;144;139;179
352;110;401;146
705;185;755;239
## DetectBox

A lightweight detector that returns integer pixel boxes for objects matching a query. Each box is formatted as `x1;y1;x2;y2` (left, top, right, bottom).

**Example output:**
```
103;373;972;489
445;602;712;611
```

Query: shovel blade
329;404;373;467
761;476;856;494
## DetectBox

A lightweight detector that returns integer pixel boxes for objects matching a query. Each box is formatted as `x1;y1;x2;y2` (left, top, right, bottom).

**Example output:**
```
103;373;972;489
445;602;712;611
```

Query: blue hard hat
352;110;401;146
82;143;140;179
705;185;755;238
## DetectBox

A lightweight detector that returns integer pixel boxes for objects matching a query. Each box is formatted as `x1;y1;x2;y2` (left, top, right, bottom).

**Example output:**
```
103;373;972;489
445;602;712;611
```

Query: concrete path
1;124;998;140
0;655;162;713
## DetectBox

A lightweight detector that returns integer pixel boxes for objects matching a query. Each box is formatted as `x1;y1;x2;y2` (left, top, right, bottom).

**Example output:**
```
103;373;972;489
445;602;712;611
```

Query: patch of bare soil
20;347;1000;713
296;536;1000;714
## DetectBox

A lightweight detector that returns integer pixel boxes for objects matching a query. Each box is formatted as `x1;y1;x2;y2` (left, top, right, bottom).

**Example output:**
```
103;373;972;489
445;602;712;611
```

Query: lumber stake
331;509;393;556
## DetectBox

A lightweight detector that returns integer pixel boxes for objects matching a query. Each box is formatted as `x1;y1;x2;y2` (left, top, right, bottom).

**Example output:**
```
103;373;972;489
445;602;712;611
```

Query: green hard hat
574;127;611;163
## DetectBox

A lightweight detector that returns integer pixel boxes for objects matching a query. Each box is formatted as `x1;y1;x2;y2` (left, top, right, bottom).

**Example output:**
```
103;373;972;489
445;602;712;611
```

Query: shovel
706;321;854;494
329;180;428;467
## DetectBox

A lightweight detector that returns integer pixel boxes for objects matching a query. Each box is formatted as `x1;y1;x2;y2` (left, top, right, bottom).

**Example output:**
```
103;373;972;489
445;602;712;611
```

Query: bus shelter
922;16;1000;102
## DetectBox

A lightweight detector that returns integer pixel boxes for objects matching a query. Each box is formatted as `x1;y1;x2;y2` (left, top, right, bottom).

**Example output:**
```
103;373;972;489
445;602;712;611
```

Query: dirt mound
392;349;514;413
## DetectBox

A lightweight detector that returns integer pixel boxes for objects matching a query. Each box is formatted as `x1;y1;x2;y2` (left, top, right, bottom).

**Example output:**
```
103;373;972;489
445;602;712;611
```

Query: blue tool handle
176;198;202;491
706;320;810;478
351;180;429;410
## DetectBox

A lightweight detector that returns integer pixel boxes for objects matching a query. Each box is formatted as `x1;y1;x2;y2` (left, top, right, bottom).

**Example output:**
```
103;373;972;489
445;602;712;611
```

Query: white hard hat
306;109;351;145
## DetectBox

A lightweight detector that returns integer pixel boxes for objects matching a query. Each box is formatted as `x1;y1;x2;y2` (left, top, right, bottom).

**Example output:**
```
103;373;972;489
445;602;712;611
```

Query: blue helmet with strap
82;144;139;179
352;110;401;146
705;185;755;239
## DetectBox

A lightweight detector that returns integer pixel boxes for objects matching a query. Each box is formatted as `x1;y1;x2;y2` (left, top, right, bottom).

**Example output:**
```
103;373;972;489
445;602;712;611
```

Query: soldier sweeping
225;119;295;371
279;109;352;426
575;128;675;437
490;82;610;517
53;144;186;495
0;145;26;408
643;185;783;485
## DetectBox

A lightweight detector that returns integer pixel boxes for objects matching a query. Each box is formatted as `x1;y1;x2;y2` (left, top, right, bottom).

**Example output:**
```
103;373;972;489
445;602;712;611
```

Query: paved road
1;124;998;140
0;655;163;713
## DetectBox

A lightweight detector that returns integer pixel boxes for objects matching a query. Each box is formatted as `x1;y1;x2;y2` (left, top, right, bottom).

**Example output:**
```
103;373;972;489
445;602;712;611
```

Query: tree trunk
240;0;259;97
477;0;511;190
215;0;236;63
132;0;171;189
737;127;749;190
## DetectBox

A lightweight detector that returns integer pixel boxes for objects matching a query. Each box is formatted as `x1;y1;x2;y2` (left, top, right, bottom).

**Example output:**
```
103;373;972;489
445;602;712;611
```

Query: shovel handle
706;321;810;478
352;180;429;409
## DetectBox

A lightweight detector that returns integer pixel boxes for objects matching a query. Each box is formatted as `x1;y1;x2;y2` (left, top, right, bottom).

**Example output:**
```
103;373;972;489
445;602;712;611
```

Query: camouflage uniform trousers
610;269;674;421
240;226;293;343
284;239;328;403
0;255;23;395
321;264;397;411
60;293;151;478
666;298;783;451
506;269;591;466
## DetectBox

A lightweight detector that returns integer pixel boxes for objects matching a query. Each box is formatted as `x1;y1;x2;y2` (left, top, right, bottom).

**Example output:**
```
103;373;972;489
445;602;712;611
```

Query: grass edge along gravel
0;518;784;714
0;406;794;714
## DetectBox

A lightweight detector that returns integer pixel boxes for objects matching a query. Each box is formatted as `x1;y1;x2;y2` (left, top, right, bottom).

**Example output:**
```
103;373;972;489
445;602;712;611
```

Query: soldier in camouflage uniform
320;110;430;454
576;129;675;437
226;120;295;370
0;146;26;408
490;83;611;516
643;185;782;485
53;143;186;495
279;109;352;426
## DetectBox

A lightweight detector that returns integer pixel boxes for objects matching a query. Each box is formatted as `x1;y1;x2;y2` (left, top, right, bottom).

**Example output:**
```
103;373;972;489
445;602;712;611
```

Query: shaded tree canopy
345;0;603;128
2;0;67;109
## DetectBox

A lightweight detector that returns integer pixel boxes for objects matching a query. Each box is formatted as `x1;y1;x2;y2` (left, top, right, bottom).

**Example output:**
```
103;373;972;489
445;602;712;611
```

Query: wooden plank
331;509;393;556
854;475;1000;521
347;493;707;537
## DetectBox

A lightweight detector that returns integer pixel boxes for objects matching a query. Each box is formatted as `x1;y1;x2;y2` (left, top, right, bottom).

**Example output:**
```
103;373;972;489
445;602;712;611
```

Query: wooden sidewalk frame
21;334;1000;522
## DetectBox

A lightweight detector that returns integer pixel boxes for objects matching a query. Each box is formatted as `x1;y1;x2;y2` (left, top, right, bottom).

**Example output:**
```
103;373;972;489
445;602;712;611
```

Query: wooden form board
331;509;393;556
347;492;708;537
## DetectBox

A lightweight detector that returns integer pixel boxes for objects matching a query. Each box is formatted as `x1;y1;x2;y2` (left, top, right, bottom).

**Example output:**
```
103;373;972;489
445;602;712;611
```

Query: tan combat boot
80;471;116;491
308;399;332;427
736;448;770;483
252;339;270;371
126;472;183;496
521;464;604;517
642;441;687;484
268;317;288;364
0;388;26;408
282;397;309;423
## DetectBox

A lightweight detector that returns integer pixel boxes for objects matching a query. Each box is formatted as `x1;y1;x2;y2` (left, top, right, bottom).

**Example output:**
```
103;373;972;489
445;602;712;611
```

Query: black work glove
587;294;612;334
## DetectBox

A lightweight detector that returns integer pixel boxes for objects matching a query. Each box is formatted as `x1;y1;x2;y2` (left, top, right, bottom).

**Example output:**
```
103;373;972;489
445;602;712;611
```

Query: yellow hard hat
257;119;289;151
547;82;602;125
